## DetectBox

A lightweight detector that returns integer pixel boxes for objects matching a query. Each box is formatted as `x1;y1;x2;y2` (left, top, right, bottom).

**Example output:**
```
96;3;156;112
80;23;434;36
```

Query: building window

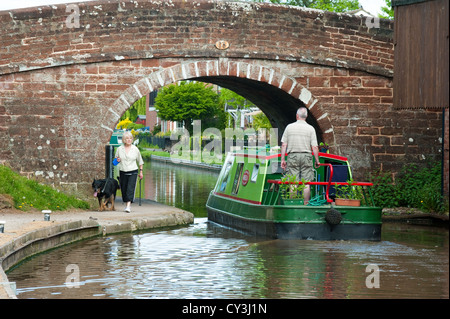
148;90;158;107
232;163;244;195
251;164;259;183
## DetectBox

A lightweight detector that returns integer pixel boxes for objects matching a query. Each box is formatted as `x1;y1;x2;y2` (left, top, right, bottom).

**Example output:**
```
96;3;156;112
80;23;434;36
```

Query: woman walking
115;131;144;213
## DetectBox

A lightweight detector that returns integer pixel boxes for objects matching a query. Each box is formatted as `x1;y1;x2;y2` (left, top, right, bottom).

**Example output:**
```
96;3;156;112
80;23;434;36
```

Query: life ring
325;208;342;225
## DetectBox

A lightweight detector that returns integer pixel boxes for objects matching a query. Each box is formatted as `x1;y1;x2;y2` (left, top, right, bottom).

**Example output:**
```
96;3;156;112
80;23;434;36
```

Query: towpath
0;199;194;299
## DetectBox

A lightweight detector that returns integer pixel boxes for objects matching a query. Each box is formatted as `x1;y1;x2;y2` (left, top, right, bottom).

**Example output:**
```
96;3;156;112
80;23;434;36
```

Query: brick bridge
0;0;444;195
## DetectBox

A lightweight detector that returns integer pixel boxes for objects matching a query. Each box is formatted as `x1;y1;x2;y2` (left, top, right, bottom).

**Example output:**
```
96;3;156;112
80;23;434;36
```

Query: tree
379;0;394;19
219;88;254;111
120;95;146;122
219;88;256;128
252;112;272;131
249;0;359;12
154;81;221;134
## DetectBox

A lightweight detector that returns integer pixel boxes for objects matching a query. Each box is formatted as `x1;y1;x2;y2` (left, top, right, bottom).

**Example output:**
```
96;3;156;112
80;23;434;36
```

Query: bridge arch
103;59;334;146
1;0;443;194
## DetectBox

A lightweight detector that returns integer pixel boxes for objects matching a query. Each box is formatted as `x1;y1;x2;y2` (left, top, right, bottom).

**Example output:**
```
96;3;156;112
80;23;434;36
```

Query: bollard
42;210;52;221
0;221;4;233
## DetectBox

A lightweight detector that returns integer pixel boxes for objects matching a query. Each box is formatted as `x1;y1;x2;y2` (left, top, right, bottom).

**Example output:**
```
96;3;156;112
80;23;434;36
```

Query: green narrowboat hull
206;192;382;240
207;149;382;240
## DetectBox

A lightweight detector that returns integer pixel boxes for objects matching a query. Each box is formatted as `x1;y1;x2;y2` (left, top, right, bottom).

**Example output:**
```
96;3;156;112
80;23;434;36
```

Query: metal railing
262;163;375;206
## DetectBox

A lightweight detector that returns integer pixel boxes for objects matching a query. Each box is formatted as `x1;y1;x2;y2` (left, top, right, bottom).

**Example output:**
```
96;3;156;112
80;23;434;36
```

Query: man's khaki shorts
286;153;315;182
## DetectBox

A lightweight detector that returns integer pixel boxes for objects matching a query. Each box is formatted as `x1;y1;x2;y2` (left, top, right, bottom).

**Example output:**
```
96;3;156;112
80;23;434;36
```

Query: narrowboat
206;148;382;240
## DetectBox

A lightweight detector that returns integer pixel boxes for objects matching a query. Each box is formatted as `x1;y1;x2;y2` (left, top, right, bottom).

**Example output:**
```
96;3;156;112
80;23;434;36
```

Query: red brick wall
0;0;445;195
0;1;393;77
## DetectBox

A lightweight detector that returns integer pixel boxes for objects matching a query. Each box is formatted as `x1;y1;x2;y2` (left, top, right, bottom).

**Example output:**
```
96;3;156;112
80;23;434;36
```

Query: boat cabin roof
213;149;351;205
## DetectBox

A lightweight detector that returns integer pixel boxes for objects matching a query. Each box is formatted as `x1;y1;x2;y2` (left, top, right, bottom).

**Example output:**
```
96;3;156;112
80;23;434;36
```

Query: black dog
92;178;120;211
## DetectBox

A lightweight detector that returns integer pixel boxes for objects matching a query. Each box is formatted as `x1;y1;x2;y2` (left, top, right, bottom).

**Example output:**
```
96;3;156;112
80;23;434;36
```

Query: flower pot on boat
335;198;361;207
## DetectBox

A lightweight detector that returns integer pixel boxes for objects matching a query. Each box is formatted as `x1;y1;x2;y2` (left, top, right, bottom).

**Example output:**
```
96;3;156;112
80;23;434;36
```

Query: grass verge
0;165;90;212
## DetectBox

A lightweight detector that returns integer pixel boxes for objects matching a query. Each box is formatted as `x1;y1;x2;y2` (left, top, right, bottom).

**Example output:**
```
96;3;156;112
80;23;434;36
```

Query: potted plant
334;179;362;206
280;174;306;205
319;142;329;153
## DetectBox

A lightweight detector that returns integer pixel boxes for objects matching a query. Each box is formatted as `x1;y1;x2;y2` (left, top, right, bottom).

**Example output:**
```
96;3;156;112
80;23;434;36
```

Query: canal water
7;160;449;299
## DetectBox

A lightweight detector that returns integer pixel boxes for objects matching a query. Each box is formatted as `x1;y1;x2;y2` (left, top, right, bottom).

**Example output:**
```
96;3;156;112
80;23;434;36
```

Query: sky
0;0;387;16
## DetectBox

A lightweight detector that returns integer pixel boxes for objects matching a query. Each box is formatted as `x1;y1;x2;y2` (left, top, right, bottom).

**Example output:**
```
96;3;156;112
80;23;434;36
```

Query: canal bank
2;158;448;299
148;154;222;171
0;199;194;299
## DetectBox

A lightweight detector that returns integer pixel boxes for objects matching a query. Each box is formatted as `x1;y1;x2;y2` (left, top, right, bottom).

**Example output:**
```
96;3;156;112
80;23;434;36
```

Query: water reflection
143;160;218;217
8;220;449;299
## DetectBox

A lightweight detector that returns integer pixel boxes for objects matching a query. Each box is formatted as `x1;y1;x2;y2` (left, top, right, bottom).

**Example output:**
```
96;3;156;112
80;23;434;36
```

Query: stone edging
0;211;194;299
150;155;222;171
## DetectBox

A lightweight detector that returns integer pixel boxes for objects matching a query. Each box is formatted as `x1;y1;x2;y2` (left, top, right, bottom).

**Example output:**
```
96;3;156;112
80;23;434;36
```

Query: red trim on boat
231;152;348;162
318;152;348;162
267;180;373;187
233;152;281;160
213;192;262;205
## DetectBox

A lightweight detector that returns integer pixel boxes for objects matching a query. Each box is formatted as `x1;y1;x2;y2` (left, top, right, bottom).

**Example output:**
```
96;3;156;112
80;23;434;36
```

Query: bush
369;162;446;213
116;118;132;129
369;171;400;208
140;150;170;160
127;123;145;130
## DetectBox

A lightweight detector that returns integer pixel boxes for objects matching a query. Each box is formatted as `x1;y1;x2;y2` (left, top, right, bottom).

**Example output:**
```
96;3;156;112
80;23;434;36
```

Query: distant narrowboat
206;148;382;240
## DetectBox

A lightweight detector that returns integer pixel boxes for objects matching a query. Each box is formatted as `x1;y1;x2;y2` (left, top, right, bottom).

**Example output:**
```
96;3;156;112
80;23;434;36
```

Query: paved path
0;199;194;299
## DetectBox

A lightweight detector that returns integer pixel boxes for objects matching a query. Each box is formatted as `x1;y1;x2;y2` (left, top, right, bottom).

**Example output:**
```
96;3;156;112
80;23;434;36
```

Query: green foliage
219;88;255;110
252;112;272;130
138;138;160;150
251;0;359;12
369;170;400;208
120;96;146;122
280;174;306;199
127;123;145;130
140;149;170;160
219;88;256;129
151;124;161;135
308;0;359;12
116;118;132;129
335;179;363;200
379;0;394;19
0;165;90;211
396;162;444;212
369;162;445;213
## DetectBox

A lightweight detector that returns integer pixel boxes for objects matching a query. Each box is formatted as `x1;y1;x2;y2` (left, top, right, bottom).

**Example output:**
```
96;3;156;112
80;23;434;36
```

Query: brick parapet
0;0;393;77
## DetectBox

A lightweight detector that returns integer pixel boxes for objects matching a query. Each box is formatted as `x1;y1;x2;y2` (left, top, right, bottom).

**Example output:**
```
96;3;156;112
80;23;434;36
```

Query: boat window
251;164;259;183
231;162;244;194
219;161;233;192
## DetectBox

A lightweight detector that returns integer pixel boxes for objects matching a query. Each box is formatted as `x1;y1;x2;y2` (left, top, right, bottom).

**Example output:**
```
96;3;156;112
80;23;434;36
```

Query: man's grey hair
297;107;308;119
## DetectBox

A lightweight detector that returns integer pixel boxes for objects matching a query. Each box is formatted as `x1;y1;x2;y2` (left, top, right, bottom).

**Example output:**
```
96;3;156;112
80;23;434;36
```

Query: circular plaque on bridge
215;40;229;50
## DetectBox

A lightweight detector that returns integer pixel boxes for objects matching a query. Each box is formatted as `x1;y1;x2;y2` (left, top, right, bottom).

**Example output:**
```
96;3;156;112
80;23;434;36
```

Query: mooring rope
307;195;327;206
